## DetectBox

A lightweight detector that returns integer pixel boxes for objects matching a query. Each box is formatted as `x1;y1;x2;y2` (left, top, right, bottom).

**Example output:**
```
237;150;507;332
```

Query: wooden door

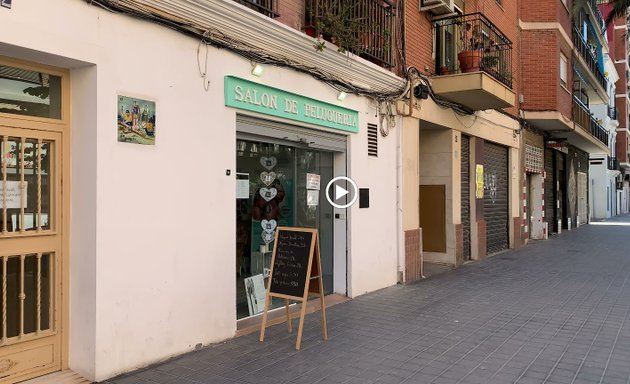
0;57;68;383
419;185;446;253
0;128;63;383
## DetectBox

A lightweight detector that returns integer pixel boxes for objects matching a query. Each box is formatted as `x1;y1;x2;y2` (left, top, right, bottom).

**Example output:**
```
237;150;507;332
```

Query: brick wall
521;0;560;23
404;1;435;76
520;1;573;117
276;0;303;30
406;0;520;116
466;0;519;117
617;133;629;163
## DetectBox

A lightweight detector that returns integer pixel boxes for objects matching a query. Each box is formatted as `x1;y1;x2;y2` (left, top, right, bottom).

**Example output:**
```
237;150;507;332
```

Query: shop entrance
0;60;67;383
235;122;344;319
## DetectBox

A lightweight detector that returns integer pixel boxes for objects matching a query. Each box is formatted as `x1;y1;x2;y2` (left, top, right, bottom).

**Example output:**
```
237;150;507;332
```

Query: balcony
608;156;619;170
572;26;608;95
431;13;515;110
304;0;396;68
608;106;617;120
233;0;278;18
588;0;605;32
573;96;609;147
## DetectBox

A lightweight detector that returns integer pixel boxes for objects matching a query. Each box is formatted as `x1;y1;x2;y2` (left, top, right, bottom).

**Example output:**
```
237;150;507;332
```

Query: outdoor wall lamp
337;91;347;101
251;63;264;77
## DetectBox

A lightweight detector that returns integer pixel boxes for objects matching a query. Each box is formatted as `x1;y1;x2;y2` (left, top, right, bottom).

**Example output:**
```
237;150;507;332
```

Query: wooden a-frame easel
259;227;328;350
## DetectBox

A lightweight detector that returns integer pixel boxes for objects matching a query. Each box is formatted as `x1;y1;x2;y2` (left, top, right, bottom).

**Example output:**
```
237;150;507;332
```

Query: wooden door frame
0;56;71;377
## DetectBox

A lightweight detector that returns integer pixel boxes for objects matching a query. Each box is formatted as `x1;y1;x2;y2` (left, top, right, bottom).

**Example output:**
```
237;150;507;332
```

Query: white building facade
589;56;621;220
0;1;406;382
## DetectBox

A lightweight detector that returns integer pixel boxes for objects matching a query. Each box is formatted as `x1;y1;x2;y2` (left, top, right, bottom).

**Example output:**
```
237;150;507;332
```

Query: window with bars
367;124;378;157
525;144;543;174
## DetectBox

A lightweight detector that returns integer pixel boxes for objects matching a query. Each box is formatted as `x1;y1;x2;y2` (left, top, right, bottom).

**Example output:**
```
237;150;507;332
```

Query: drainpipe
396;115;405;283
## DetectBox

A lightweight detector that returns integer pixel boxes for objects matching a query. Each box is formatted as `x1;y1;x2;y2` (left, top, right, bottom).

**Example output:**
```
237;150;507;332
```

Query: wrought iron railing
572;27;608;92
304;0;396;68
434;13;513;88
573;96;609;146
588;0;605;31
608;106;617;120
608;156;619;170
233;0;278;18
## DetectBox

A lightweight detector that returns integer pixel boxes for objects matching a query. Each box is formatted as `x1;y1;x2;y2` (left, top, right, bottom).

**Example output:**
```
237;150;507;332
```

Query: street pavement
104;215;630;384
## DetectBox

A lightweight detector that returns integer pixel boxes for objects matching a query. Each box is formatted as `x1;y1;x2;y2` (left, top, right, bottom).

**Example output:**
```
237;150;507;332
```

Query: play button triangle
335;185;349;200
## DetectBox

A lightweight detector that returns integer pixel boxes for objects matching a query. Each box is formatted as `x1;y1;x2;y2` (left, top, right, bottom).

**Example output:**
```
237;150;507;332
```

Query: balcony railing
572;27;608;92
588;0;605;32
573;96;609;146
608;106;617;120
608;156;619;170
434;13;513;88
304;0;396;68
233;0;278;18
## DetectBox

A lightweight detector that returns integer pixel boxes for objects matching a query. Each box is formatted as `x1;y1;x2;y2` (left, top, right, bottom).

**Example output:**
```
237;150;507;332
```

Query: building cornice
137;0;406;94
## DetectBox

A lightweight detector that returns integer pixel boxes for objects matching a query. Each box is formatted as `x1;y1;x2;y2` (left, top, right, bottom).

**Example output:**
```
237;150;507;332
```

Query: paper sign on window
0;181;27;209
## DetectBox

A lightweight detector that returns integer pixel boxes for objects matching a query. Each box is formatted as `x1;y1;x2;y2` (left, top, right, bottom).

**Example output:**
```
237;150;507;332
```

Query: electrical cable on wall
85;0;484;135
86;0;408;102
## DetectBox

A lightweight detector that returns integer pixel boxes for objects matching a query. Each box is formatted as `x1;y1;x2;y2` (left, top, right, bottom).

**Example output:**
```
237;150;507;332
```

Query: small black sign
269;229;314;298
1;0;11;9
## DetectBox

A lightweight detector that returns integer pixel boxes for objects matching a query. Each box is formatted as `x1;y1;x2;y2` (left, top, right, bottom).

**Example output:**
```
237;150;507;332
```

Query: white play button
325;176;358;209
335;185;349;200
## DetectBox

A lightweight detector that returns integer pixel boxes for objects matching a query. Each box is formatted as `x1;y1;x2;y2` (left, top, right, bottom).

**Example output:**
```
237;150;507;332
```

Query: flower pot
458;50;481;73
304;26;317;38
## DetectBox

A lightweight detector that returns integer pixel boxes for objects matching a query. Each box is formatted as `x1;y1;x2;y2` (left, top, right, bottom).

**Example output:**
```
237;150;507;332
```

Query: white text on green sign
224;76;359;133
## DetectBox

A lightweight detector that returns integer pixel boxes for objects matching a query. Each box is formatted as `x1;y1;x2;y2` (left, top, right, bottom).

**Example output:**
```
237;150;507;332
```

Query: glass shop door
236;139;335;319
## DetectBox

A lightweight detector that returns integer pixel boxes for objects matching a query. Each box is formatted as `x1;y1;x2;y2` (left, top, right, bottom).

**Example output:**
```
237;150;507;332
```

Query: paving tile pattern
104;216;630;384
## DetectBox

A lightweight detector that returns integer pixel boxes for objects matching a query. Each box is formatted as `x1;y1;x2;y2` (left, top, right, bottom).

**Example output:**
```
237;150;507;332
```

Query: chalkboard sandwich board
259;227;328;350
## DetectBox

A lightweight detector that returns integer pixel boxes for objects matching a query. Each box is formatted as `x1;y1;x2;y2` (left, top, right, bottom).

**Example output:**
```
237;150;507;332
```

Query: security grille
525;144;543;173
484;142;509;255
367;124;378;157
461;135;471;260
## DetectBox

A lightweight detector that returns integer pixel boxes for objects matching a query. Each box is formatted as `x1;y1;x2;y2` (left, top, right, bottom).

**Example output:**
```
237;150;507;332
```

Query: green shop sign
224;76;359;133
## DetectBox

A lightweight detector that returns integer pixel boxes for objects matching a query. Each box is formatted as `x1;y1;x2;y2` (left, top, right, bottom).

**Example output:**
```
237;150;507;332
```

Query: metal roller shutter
545;149;555;233
558;153;565;228
461;135;471;261
484;142;509;255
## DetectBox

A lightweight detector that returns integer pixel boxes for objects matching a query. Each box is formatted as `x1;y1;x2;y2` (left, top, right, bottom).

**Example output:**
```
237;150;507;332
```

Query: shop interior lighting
337;91;347;101
251;64;264;77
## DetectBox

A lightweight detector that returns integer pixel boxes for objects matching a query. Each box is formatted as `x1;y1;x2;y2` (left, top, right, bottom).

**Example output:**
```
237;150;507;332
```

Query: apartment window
560;54;568;87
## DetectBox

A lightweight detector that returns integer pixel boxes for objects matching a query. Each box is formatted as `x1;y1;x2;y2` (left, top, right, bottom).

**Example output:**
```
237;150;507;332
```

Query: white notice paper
306;173;321;190
236;173;249;199
244;274;266;316
307;190;319;206
0;181;26;209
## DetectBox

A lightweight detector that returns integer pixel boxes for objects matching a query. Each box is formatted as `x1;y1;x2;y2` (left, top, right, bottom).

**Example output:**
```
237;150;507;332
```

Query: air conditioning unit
419;0;455;15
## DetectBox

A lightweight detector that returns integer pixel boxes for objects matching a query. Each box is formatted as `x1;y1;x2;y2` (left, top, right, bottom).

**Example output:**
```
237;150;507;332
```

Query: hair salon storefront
226;77;356;319
1;0;404;382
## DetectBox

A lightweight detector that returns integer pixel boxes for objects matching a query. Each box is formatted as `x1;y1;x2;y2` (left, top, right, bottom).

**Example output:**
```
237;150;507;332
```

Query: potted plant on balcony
457;23;484;72
305;0;367;55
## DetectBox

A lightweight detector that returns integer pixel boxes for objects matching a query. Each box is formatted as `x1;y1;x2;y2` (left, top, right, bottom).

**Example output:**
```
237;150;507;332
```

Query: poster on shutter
0;181;27;209
475;165;484;199
306;173;320;190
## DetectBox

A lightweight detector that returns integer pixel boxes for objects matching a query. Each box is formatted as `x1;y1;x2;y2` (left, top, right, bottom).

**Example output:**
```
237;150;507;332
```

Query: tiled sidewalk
104;216;630;384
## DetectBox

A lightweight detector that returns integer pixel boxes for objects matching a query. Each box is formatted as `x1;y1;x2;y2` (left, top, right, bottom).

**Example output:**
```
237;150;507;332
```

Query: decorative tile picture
117;95;156;145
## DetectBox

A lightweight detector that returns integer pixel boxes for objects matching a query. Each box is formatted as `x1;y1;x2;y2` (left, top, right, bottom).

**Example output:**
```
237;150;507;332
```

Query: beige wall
402;117;420;231
419;128;456;264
